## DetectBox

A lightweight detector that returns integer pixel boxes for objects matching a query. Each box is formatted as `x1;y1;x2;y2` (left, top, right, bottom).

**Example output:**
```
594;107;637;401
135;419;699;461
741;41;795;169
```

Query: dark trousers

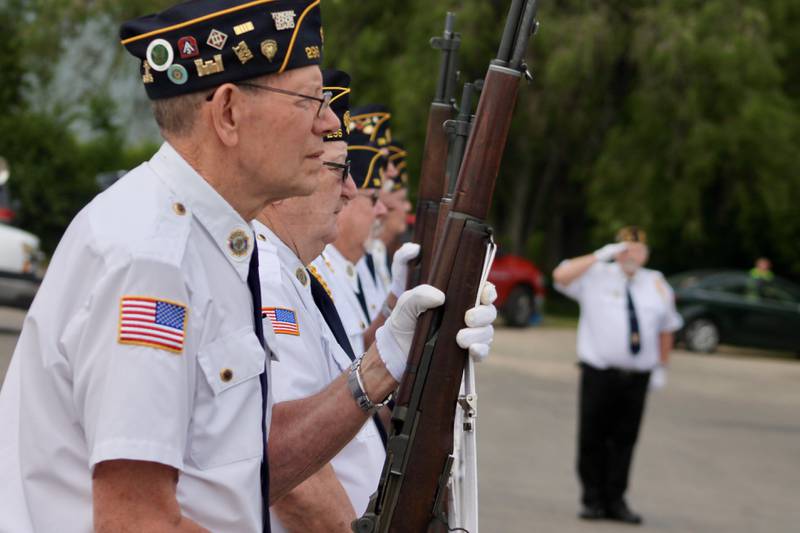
577;362;650;508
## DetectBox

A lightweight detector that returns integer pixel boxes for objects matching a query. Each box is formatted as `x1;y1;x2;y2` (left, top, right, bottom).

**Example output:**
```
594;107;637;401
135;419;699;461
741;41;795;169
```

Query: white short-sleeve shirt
0;143;274;533
555;261;683;371
312;245;370;355
356;248;388;321
369;239;392;296
253;224;385;527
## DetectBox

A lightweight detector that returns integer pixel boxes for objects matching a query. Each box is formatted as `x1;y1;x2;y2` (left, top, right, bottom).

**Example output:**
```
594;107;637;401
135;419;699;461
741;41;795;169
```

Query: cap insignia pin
167;64;189;85
260;40;278;62
142;61;154;84
271;10;296;30
195;55;224;77
206;29;228;51
177;36;199;59
233;41;254;64
233;21;255;36
146;39;173;72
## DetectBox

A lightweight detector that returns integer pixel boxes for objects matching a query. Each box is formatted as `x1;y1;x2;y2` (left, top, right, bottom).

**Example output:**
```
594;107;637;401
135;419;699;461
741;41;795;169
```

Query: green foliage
3;0;800;279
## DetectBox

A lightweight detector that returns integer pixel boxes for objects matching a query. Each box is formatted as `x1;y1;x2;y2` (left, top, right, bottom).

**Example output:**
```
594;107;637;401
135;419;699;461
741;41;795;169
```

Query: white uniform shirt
555;261;683;371
253;224;385;525
370;239;393;297
0;143;277;533
313;245;370;355
356;252;386;321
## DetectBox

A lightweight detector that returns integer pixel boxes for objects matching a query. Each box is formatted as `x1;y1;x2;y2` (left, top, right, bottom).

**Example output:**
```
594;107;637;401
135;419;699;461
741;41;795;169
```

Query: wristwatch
348;356;392;413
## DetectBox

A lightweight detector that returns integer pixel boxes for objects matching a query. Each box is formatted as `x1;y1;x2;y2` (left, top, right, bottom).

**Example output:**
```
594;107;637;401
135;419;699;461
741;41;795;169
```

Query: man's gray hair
151;92;207;137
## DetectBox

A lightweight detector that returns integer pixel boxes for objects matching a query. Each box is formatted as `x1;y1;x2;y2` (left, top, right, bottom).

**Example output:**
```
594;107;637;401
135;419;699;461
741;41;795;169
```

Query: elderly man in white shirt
553;226;683;526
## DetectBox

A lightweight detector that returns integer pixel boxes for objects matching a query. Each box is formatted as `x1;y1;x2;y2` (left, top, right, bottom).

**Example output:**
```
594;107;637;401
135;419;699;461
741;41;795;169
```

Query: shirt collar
148;142;253;282
609;262;641;284
325;244;359;290
253;221;312;289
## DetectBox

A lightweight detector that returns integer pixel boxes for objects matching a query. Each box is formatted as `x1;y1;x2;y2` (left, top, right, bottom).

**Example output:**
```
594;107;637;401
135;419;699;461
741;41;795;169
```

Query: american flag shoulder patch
262;307;300;336
118;296;188;354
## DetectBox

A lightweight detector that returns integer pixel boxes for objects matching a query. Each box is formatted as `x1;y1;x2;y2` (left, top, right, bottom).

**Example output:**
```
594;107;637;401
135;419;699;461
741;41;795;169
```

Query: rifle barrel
509;0;538;69
495;0;524;64
433;12;458;103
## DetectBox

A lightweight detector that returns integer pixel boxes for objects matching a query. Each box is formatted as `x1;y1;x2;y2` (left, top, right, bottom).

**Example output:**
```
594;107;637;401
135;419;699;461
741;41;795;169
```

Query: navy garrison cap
348;144;386;190
386;141;408;191
322;69;351;143
348;104;393;147
120;0;324;100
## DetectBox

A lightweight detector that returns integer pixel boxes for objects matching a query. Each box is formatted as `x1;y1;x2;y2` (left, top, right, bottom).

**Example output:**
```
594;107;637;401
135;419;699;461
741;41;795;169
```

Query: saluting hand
594;242;628;262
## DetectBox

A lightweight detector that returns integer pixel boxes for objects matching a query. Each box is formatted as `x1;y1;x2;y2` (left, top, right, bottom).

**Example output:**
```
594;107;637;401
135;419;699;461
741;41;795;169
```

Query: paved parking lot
2;309;799;532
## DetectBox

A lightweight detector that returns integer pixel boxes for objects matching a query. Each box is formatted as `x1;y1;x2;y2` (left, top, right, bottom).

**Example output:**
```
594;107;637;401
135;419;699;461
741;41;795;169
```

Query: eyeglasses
322;160;350;183
205;83;333;118
357;190;380;207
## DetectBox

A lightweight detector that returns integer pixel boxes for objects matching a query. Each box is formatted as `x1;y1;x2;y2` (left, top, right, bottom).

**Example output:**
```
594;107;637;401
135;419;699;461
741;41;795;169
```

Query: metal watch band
347;356;391;413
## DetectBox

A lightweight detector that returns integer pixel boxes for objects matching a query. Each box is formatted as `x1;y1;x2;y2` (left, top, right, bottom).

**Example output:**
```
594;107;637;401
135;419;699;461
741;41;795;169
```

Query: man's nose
374;199;388;217
313;105;340;136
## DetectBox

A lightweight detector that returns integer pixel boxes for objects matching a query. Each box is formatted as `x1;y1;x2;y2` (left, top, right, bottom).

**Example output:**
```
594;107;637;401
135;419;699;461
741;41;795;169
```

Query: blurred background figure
552;226;683;525
750;257;774;282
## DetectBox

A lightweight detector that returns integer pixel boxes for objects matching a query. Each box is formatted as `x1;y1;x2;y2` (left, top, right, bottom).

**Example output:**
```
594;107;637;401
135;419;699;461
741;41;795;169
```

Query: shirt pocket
190;326;266;469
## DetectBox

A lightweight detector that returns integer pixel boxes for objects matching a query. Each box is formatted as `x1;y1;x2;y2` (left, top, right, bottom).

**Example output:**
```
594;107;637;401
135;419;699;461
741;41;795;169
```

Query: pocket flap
198;326;266;395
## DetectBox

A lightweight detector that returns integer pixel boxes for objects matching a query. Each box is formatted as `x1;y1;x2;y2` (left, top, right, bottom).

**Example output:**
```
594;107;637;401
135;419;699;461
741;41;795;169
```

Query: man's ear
207;84;244;147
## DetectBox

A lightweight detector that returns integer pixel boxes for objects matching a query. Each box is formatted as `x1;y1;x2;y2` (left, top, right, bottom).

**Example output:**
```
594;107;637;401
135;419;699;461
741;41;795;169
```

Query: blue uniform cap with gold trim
322;69;351;143
386;141;408;191
348;143;386;190
120;0;324;100
348;104;392;148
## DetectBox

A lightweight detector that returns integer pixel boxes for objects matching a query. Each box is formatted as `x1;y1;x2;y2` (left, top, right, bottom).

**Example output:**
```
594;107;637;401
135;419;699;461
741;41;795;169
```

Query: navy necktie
246;247;271;532
626;281;641;355
354;273;371;320
308;270;388;447
364;252;377;283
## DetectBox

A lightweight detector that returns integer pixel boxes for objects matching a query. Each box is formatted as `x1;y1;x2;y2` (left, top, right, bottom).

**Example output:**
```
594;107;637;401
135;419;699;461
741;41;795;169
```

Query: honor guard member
553;226;683;525
348;104;401;320
254;70;497;530
0;2;441;532
372;140;413;296
312;134;387;354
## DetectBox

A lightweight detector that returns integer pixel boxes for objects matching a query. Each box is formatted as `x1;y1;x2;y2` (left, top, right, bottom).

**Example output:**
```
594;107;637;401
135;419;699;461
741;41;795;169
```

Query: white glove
390;242;421;298
375;284;445;381
593;242;628;262
649;365;667;391
456;282;498;362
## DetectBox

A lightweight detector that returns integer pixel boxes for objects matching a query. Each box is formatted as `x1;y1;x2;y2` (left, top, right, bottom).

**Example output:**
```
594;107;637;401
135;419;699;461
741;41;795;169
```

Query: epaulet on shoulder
135;191;192;268
95;165;192;269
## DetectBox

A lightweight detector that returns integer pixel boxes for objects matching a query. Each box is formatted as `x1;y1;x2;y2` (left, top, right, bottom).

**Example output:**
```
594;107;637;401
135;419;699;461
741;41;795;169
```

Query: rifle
355;1;539;531
407;12;460;288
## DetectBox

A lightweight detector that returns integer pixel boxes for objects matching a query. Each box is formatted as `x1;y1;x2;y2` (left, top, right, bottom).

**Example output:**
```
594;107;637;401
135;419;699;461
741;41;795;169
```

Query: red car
488;252;546;327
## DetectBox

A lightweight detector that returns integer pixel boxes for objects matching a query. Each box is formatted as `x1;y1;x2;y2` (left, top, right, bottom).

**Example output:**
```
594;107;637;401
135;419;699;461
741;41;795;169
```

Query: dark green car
668;270;800;354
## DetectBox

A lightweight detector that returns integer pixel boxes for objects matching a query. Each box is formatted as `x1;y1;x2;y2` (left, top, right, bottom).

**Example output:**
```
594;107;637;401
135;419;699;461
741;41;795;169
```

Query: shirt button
220;368;234;382
172;202;186;216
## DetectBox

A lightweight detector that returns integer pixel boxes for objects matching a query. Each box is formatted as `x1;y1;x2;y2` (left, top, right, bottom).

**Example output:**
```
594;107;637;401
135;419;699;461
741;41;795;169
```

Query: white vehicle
0;222;44;308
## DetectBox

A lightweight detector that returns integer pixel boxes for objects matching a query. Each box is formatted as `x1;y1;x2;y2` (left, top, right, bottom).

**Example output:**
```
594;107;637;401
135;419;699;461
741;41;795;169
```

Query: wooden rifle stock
355;1;539;532
407;14;460;287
